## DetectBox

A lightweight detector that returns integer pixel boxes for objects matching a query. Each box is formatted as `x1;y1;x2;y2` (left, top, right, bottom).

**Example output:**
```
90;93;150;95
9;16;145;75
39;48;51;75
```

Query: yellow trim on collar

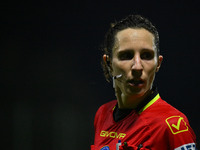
139;94;160;114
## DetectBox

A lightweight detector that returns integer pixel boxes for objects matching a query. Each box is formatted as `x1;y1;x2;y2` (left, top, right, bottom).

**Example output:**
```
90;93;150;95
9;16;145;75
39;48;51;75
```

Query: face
111;28;163;98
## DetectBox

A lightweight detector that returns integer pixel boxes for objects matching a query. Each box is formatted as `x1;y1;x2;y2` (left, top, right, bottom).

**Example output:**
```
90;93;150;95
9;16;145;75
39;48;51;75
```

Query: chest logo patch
100;146;110;150
165;116;188;134
100;130;126;139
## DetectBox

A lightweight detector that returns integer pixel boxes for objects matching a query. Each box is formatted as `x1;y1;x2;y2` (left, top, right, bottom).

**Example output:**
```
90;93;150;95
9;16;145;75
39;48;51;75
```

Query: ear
156;55;163;72
103;54;112;72
103;54;108;63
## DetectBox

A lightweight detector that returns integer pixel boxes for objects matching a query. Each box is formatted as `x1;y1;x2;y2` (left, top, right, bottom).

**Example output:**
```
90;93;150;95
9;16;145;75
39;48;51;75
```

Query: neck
118;89;152;109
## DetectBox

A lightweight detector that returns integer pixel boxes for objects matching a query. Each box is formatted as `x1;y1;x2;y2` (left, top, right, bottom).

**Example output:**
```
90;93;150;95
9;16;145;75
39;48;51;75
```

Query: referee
91;15;197;150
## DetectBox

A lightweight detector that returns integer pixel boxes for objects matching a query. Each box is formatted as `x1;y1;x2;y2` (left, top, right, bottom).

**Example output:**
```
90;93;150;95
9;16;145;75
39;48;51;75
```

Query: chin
126;87;148;97
126;88;144;95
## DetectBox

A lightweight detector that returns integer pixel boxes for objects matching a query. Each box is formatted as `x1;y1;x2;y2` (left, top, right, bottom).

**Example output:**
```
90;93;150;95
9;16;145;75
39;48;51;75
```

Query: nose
131;55;143;77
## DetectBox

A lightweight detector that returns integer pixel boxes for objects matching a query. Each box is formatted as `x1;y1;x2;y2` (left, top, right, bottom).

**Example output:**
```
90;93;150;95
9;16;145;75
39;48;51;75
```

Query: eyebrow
141;48;155;53
118;48;155;53
117;49;133;55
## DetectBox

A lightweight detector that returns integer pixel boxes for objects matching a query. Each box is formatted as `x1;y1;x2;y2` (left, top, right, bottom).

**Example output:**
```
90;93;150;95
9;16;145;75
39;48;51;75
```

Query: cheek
111;62;118;75
145;63;157;83
112;59;127;75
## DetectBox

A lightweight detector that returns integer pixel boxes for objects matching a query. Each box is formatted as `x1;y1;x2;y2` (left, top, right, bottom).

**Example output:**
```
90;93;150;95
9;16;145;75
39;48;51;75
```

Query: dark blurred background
1;0;199;149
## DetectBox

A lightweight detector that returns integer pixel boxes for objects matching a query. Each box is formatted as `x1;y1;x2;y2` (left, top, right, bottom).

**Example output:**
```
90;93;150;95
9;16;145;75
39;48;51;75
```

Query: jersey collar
138;93;160;114
135;86;159;113
113;87;160;122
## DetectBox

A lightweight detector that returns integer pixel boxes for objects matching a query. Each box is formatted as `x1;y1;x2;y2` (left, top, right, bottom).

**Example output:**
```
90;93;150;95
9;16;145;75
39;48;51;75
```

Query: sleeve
163;115;197;150
93;104;104;131
90;104;105;150
142;112;197;150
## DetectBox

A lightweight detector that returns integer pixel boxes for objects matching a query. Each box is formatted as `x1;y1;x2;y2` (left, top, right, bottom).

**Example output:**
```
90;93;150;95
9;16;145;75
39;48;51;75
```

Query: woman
91;15;196;150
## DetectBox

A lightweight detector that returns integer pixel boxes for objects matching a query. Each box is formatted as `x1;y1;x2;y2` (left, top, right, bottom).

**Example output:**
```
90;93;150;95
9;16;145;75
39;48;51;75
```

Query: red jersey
91;94;197;150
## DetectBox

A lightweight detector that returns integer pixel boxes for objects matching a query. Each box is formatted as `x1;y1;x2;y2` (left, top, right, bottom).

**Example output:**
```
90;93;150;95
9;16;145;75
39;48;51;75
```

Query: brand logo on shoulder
100;130;126;139
165;116;188;134
100;146;110;150
174;143;196;150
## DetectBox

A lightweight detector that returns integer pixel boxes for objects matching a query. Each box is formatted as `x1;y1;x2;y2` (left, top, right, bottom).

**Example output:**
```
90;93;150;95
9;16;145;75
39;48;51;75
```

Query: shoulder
144;98;187;119
99;100;117;110
142;98;189;128
141;98;196;148
96;100;117;115
94;100;117;126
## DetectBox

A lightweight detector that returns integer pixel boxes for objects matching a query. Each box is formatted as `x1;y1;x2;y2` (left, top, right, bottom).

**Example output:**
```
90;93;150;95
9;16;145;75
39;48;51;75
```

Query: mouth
127;79;144;87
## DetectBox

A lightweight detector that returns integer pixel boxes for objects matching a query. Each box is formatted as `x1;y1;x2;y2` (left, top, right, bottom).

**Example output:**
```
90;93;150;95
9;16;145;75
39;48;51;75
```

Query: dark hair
102;14;160;82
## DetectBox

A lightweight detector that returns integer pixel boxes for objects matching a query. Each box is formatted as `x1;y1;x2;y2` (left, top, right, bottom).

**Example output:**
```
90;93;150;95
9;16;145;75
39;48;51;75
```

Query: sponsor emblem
165;116;188;134
174;143;196;150
100;146;110;150
100;130;126;139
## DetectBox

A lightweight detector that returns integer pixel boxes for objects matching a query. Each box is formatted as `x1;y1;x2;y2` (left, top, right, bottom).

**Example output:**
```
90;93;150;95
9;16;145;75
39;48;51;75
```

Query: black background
1;1;200;149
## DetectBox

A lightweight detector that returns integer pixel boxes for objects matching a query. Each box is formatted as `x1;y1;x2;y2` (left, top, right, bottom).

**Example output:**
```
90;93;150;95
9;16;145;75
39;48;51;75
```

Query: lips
127;79;144;86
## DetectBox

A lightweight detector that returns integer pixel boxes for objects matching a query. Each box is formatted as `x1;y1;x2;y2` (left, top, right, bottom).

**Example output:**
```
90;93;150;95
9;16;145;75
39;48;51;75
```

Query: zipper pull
116;140;122;150
137;144;143;150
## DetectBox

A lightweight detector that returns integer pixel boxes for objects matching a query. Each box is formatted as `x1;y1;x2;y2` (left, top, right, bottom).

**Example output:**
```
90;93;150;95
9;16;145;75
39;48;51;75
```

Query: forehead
113;28;155;52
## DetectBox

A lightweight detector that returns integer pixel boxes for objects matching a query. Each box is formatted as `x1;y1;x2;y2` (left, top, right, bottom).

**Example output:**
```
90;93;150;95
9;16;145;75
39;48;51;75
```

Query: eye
141;51;154;60
118;51;134;60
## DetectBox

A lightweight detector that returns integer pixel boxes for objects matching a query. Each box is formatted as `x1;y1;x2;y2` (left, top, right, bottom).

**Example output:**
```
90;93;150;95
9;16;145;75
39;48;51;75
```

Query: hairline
111;27;159;59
